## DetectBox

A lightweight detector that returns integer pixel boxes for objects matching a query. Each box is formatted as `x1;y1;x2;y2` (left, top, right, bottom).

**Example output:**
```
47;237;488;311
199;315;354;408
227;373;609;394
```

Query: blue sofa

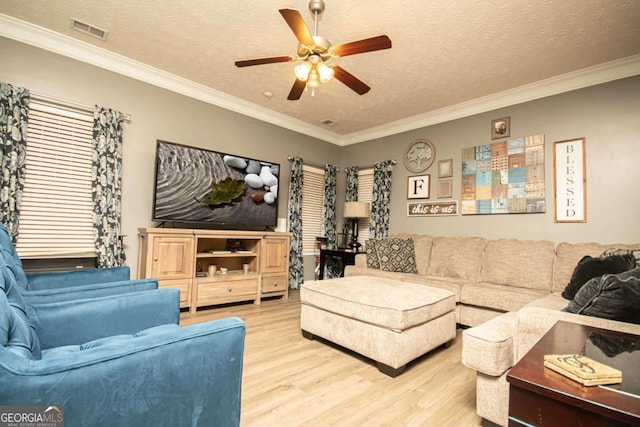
0;256;246;426
0;224;157;303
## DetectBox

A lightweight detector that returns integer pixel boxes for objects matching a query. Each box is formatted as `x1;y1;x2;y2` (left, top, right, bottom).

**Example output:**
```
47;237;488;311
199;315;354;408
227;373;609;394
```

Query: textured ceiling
1;0;639;143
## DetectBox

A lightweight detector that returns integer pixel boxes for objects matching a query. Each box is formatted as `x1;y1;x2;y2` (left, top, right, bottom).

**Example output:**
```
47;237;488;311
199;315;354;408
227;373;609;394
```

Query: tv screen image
152;140;279;229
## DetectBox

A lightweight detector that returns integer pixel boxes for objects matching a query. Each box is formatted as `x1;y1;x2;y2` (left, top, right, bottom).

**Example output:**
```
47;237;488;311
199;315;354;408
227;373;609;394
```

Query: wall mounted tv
152;140;280;230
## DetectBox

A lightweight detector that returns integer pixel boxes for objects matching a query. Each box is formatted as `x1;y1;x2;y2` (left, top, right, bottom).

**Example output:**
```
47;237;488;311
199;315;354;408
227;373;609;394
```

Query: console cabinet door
150;236;195;279
262;237;289;274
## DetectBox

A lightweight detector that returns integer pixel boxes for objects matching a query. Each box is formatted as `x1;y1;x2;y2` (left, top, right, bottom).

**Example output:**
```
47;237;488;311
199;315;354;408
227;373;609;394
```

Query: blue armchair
0;224;157;303
0;257;245;426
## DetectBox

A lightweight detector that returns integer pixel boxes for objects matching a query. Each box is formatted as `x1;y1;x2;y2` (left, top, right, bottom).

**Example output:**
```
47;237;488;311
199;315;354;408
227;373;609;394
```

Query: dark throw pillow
601;247;640;268
562;267;640;324
375;238;418;274
561;254;636;300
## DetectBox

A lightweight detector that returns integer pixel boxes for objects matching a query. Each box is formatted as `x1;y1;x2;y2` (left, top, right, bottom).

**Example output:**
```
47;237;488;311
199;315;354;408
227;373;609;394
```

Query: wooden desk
318;248;360;280
507;321;640;426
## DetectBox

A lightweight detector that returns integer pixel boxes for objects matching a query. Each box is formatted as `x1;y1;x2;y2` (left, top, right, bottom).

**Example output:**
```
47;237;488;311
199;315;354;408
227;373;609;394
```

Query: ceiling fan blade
332;35;392;57
279;9;315;46
235;56;293;67
331;66;370;95
287;79;306;100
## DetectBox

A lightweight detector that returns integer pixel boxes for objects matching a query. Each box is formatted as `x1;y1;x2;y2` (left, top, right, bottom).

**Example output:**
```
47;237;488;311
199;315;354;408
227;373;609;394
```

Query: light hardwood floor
180;290;483;427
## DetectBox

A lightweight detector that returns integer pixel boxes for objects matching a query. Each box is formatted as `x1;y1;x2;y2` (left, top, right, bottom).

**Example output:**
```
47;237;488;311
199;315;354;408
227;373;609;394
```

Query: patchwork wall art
461;134;545;215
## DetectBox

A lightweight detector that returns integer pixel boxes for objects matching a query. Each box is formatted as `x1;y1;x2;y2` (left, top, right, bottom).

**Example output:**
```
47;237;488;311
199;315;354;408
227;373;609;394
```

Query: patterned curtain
344;165;359;241
370;160;393;239
0;83;29;242
322;164;341;278
92;106;125;267
345;166;359;201
287;157;304;289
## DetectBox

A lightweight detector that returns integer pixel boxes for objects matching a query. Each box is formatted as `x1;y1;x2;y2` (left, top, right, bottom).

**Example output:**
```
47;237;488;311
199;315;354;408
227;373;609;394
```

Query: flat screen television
152;140;280;230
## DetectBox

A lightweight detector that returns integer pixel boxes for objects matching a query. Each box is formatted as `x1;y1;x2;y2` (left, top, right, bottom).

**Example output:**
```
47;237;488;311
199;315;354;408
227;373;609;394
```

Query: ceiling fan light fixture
317;62;334;83
307;69;320;88
294;62;312;81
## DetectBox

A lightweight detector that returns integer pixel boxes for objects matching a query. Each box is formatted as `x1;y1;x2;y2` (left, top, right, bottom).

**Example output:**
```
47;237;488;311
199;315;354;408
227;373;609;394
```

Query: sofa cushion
561;254;636;300
344;265;418;283
563;268;640;324
459;305;506;327
553;242;640;293
523;292;569;310
427;236;486;281
462;282;549;313
375;238;418;273
480;239;555;290
422;276;469;303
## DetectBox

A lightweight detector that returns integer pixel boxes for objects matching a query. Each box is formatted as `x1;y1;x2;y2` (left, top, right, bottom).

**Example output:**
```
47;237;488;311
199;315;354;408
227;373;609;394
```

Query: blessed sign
407;201;458;217
554;138;586;222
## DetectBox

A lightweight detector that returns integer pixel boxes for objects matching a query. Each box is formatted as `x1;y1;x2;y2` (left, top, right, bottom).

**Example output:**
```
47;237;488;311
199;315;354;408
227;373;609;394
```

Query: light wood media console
137;228;291;313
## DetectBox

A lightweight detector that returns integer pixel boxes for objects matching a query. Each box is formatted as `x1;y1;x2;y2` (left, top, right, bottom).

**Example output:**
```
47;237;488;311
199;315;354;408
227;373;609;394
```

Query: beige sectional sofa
343;234;640;426
345;234;567;327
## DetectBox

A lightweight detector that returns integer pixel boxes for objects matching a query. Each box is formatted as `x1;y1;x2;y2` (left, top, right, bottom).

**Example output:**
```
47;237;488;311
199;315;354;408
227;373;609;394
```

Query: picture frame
554;137;586;222
438;159;453;178
491;116;511;140
437;178;453;198
407;175;430;199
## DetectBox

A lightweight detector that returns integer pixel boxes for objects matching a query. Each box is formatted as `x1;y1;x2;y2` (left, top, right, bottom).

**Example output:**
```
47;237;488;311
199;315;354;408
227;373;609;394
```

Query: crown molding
0;14;342;144
2;13;639;147
341;53;640;146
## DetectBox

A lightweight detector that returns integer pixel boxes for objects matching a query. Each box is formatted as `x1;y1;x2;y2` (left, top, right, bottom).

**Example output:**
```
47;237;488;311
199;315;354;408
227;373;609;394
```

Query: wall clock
403;139;436;173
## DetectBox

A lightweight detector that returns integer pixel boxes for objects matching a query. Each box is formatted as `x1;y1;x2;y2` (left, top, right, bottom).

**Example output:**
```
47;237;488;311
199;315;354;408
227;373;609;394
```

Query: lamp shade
344;201;370;219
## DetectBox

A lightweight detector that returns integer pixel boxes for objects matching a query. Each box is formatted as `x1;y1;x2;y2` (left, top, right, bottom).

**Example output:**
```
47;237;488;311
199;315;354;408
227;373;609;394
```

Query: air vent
70;18;108;41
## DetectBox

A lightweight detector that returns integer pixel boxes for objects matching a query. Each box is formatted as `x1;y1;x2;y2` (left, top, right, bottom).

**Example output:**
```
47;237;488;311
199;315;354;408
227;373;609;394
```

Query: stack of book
544;354;622;386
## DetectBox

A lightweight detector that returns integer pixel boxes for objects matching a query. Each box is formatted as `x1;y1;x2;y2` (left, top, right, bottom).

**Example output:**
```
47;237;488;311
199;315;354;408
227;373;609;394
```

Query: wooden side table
318;248;360;280
507;321;640;426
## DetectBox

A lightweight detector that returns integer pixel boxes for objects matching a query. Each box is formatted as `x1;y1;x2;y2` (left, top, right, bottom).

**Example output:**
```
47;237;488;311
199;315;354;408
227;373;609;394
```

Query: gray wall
2;36;639;281
340;75;640;245
0;37;340;278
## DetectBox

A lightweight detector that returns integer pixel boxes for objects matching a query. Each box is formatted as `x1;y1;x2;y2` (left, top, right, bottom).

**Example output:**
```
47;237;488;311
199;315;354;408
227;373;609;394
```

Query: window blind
357;168;374;243
301;164;325;255
15;100;96;258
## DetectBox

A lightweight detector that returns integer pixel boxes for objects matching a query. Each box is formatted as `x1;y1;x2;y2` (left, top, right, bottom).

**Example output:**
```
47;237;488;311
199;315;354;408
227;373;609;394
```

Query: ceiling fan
235;0;392;100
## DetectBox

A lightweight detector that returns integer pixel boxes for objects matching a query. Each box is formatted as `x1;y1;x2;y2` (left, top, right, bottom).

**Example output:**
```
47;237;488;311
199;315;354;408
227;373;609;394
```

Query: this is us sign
407;201;458;217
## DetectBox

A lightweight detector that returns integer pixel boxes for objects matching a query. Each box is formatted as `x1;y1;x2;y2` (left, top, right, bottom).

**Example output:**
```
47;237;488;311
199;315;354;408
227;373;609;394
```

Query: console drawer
262;274;288;294
196;278;258;305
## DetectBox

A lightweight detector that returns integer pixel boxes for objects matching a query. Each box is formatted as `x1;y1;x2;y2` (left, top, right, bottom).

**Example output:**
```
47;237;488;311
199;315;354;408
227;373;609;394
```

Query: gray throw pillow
375;238;418;274
563;268;640;324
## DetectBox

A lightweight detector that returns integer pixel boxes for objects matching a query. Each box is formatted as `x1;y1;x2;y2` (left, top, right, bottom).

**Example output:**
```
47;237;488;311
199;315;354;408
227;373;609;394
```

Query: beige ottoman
300;275;456;377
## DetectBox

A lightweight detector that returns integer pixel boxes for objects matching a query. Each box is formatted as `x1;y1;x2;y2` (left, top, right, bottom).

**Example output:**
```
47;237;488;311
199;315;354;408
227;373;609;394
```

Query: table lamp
344;201;370;250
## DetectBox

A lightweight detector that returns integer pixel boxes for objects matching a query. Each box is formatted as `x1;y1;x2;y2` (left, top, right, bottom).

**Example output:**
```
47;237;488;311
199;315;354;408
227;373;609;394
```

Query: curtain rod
344;159;397;172
286;157;329;170
31;91;133;122
288;157;397;172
